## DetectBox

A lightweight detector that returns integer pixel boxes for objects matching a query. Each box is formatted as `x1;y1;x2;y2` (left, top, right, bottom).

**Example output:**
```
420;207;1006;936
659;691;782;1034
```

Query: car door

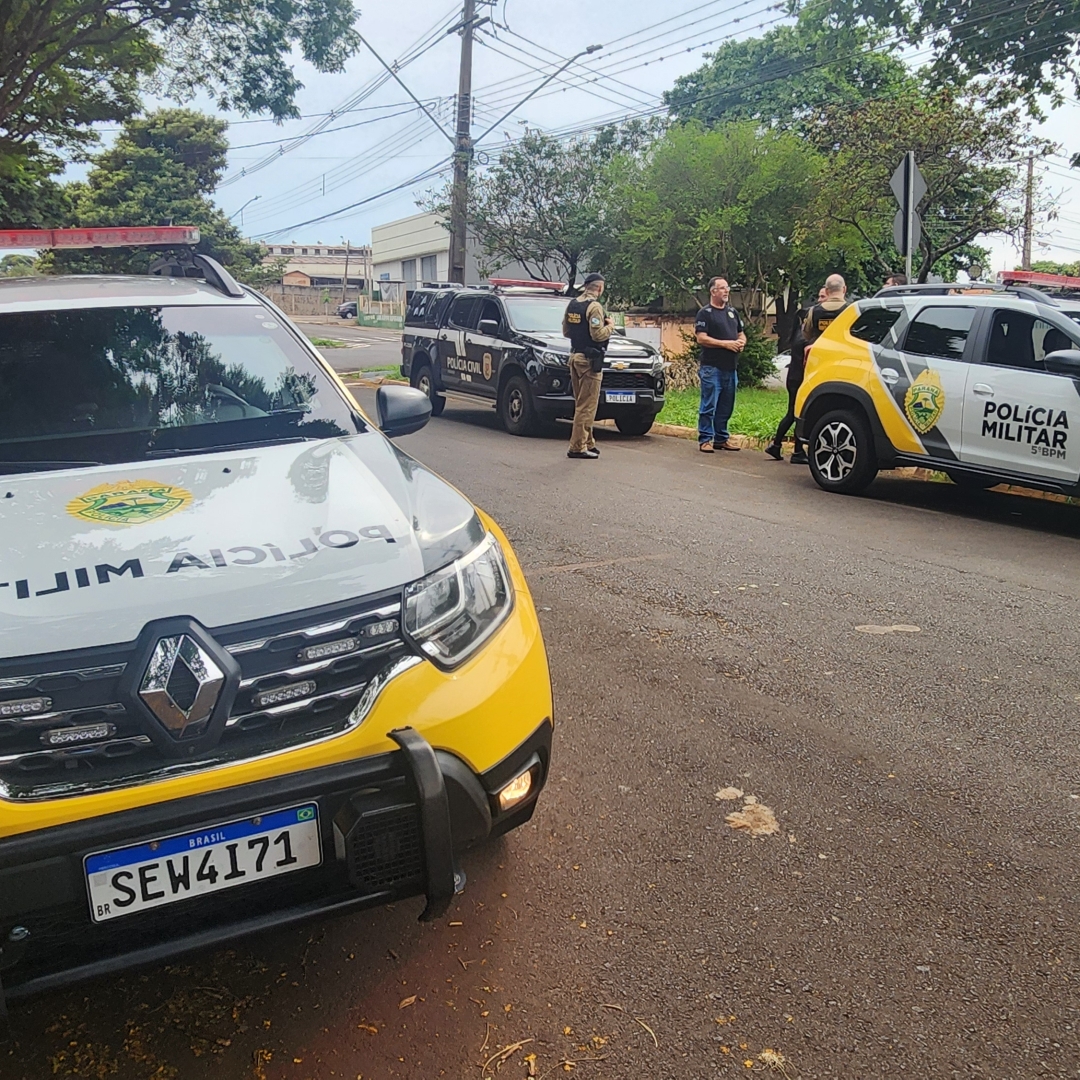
960;307;1080;483
439;295;479;392
462;297;505;399
878;304;976;461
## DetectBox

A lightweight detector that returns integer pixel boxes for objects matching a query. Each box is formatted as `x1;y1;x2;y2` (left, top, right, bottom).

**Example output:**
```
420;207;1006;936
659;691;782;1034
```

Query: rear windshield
503;297;569;334
0;305;360;474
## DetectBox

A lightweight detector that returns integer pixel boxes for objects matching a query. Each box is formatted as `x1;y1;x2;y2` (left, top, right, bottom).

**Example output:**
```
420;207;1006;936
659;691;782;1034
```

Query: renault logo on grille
139;634;225;737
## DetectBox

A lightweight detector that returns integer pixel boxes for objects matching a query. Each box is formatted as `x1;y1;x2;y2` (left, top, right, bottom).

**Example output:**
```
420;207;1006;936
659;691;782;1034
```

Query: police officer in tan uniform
803;273;849;344
563;272;614;459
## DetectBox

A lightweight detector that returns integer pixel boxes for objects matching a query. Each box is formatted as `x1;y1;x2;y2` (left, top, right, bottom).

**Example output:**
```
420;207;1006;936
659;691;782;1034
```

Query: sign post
890;152;927;282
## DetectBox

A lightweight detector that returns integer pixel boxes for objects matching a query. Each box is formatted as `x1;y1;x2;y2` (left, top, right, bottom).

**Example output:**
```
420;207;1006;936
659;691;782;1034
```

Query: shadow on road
864;473;1080;540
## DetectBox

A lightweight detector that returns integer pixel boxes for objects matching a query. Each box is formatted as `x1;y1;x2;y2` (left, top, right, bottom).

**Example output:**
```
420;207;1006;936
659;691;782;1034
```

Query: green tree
425;124;658;286
51;109;281;286
801;89;1036;283
665;12;913;132
0;254;36;277
601;122;818;316
821;0;1080;108
1030;259;1080;277
0;0;359;226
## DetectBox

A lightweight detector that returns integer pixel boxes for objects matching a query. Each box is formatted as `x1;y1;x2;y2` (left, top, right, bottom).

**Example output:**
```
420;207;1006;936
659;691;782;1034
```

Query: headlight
540;350;569;367
404;534;514;668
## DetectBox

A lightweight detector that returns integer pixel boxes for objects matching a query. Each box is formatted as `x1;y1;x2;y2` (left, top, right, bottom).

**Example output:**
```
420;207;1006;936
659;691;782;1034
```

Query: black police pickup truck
400;281;666;436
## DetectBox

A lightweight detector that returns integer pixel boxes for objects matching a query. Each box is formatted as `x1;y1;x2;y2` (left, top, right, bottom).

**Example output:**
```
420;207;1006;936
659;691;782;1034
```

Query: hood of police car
0;434;484;658
521;331;656;358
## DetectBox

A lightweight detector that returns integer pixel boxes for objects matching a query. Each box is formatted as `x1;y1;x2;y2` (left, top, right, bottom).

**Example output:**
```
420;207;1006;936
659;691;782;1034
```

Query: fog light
253;680;317;708
0;695;52;718
299;637;358;662
497;769;534;811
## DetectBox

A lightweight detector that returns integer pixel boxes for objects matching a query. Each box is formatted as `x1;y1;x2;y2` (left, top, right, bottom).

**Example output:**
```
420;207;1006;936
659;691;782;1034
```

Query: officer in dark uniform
803;273;849;345
563;272;614;460
765;299;812;464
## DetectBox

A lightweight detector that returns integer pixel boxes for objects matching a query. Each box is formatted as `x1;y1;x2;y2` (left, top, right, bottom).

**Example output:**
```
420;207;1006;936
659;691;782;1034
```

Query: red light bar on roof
997;269;1080;290
0;227;201;250
489;278;566;291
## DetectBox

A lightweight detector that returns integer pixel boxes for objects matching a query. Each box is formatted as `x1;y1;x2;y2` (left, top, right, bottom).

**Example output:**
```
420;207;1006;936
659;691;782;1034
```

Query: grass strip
657;387;789;441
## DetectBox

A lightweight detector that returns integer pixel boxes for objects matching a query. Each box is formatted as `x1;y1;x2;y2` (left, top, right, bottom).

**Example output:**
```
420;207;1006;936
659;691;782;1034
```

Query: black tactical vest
805;299;848;343
564;296;606;357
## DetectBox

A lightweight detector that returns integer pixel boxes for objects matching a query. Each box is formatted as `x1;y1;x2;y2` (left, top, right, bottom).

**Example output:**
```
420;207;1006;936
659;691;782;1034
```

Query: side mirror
376;384;431;437
1044;349;1080;377
477;318;500;337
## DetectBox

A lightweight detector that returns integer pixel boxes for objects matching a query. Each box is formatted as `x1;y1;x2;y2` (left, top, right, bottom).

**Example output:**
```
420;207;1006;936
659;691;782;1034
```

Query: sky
104;0;1080;271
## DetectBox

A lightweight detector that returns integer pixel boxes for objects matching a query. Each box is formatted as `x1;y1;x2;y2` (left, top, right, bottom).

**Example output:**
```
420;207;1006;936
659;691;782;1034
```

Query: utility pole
1022;153;1034;271
448;0;476;286
341;240;351;305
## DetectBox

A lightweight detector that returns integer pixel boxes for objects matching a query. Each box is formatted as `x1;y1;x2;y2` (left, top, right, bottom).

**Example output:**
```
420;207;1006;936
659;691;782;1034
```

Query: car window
850;307;902;344
405;291;435;325
1035;318;1080;361
427;291;452;328
984;310;1080;371
448;296;479;330
0;305;359;472
903;306;975;361
477;299;501;329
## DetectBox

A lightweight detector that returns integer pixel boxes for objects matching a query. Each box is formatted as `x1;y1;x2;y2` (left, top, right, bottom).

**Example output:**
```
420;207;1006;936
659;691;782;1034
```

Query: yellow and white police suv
795;283;1080;495
0;229;552;1012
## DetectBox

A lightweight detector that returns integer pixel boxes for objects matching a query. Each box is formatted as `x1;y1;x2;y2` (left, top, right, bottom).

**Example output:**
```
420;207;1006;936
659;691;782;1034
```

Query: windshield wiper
144;436;316;460
0;460;104;474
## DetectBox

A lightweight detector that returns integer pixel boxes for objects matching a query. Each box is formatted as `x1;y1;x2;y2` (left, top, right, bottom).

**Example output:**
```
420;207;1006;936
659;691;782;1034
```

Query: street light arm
473;45;603;146
229;195;261;220
359;36;456;145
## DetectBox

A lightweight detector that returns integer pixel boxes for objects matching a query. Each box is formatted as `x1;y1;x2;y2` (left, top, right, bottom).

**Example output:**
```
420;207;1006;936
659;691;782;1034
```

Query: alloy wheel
814;420;858;482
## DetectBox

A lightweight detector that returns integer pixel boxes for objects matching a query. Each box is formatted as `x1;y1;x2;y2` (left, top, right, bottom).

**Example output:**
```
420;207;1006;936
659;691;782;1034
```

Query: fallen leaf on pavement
398;996;416;1009
854;624;921;635
725;803;780;837
715;787;744;801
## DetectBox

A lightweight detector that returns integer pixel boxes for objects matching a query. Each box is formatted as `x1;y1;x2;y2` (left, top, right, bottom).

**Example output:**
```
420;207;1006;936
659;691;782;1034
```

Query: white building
370;211;564;289
371;213;466;287
263;242;371;288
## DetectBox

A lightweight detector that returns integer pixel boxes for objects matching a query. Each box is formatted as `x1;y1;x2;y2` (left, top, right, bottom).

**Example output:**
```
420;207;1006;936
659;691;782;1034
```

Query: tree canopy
802;89;1033;282
50;109;278;285
820;0;1080;108
599;121;818;314
664;12;913;131
0;0;359;226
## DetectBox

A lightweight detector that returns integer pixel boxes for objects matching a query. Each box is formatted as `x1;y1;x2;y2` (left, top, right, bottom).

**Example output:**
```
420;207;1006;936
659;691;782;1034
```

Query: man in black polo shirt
695;277;746;452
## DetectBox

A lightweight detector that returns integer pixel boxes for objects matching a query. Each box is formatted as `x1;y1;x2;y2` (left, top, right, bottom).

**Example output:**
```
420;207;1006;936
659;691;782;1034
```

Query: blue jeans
698;366;738;444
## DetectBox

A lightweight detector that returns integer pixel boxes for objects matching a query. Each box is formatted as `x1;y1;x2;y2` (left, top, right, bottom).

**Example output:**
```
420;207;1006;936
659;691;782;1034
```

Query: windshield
502;297;570;335
0;305;360;473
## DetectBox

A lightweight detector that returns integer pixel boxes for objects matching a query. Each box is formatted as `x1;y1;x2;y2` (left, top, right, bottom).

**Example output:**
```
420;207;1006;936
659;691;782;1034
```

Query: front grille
0;592;415;800
602;370;655;390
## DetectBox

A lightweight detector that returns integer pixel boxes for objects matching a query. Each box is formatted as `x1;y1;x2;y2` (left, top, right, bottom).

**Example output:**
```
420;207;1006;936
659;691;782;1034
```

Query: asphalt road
5;393;1080;1080
294;318;403;374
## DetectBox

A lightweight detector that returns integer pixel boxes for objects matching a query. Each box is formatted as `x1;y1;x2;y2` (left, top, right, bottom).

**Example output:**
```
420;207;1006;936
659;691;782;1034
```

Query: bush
662;319;777;390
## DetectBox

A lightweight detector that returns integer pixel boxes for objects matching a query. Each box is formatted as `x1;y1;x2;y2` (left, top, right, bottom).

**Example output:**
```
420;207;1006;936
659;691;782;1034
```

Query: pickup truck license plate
84;804;321;922
605;391;636;404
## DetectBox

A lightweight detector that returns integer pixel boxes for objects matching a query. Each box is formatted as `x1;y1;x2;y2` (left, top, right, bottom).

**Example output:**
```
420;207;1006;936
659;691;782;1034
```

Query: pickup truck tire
808;407;878;494
498;374;538;436
614;411;655;437
411;363;445;417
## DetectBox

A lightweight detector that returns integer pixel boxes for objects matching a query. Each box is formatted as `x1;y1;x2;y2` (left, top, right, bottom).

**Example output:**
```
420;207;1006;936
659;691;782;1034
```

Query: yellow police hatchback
0;229;552;1012
795;283;1080;495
